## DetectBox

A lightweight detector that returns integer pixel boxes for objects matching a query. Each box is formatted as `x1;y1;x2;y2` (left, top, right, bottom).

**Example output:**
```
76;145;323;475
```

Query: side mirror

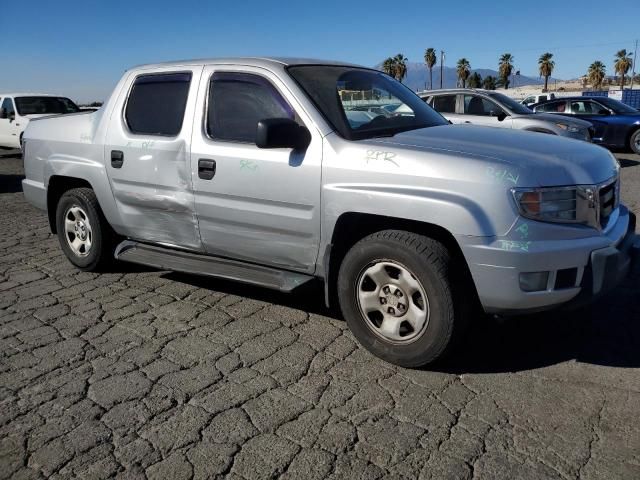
256;118;311;150
597;109;610;116
8;111;15;122
495;111;507;121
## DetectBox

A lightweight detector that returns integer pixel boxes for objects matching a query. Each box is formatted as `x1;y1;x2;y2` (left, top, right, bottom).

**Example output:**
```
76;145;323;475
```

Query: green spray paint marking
240;159;258;171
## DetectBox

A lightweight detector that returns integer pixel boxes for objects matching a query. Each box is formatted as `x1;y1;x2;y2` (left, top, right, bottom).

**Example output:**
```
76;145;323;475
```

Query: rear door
104;66;204;250
189;66;322;273
461;94;512;128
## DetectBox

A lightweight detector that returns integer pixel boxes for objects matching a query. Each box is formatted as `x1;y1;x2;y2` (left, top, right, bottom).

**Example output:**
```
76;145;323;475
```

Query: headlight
555;122;580;133
513;187;581;222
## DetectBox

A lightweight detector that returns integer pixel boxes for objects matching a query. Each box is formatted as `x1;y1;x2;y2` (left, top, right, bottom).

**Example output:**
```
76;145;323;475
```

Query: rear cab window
125;72;192;136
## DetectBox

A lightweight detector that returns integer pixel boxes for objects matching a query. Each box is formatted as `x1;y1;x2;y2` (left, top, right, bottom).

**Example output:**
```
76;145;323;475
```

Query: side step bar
114;240;313;292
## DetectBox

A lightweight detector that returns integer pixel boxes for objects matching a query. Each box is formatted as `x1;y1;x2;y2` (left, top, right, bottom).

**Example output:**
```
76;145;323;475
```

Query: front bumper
461;207;638;315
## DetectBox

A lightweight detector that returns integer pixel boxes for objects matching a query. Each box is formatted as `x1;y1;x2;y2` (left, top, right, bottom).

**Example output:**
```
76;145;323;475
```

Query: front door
190;67;322;273
461;94;513;128
104;67;204;250
0;98;21;148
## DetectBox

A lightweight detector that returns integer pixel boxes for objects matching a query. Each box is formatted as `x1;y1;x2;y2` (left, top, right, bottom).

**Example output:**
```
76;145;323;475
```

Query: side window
538;100;566;113
538;95;547;102
125;72;192;136
207;72;295;143
1;97;15;116
463;95;502;116
432;95;456;113
523;96;533;104
570;101;596;114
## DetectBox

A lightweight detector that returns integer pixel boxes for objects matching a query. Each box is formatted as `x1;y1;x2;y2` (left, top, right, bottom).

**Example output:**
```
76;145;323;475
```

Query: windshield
287;65;448;140
14;96;80;116
594;97;639;114
487;92;534;115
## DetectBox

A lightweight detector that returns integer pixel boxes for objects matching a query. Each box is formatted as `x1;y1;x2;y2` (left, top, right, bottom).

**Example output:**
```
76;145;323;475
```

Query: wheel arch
323;212;479;310
46;176;94;233
626;125;640;153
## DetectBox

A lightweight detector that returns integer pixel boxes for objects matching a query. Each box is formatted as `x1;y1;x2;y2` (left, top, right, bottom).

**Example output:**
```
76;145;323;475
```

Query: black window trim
202;69;303;146
122;70;193;138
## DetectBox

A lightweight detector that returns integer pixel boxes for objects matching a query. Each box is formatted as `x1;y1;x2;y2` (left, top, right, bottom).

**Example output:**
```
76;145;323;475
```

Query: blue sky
2;0;638;102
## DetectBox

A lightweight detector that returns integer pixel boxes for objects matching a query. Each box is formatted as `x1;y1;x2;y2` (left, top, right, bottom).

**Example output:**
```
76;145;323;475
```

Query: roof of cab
0;93;63;98
130;57;363;71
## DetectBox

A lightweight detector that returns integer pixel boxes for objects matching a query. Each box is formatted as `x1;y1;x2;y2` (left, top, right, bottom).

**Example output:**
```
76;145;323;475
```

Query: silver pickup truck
22;57;638;367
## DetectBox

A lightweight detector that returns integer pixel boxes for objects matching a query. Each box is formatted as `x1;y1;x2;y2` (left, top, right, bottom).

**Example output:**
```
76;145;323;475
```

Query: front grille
599;180;617;228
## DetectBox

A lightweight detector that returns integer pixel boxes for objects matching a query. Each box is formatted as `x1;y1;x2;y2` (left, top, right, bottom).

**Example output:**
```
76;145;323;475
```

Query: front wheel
337;230;465;368
55;188;116;271
630;129;640;155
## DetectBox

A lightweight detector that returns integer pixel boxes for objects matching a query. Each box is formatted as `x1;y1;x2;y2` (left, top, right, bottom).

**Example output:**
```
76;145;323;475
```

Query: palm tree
538;52;555;92
614;49;633;88
456;58;471;88
498;53;514;89
382;57;396;78
587;61;607;90
424;48;437;90
482;75;497;90
468;72;482;88
393;54;408;83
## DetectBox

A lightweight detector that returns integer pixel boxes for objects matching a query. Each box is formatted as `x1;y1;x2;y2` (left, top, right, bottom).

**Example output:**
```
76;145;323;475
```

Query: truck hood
366;124;618;186
523;112;593;128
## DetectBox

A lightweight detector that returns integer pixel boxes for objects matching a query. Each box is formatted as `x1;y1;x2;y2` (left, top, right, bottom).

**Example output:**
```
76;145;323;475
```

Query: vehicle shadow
619;158;640;168
0;149;21;159
0;174;25;193
161;268;640;373
164;272;335;318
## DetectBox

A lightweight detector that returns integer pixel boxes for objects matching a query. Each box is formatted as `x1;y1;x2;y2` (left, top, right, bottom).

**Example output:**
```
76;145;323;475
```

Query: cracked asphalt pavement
1;149;639;479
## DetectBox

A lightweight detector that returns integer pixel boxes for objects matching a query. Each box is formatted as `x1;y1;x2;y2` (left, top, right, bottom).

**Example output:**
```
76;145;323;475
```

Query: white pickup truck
521;93;556;108
0;93;81;148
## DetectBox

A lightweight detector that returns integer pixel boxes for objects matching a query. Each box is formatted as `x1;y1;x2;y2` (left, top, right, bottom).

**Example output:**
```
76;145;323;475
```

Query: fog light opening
519;272;549;292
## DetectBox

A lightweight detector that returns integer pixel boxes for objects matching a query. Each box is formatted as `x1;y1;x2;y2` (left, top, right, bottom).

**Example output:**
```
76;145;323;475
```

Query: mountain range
376;61;559;91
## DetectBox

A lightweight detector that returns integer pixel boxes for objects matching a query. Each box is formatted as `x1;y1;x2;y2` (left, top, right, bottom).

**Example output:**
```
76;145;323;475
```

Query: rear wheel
55;188;116;271
337;230;466;367
630;129;640;155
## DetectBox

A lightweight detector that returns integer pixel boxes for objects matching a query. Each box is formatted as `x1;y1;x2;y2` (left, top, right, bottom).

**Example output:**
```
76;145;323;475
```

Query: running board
114;240;313;292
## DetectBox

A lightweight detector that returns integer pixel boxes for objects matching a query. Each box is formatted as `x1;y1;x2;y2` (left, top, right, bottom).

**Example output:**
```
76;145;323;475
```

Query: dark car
531;96;640;154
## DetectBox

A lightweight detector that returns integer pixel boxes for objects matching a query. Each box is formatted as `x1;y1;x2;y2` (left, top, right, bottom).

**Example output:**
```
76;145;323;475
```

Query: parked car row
530;96;640;154
420;88;640;154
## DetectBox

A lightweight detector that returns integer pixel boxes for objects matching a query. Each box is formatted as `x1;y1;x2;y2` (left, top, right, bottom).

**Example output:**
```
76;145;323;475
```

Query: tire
55;187;116;271
630;129;640;155
337;230;465;368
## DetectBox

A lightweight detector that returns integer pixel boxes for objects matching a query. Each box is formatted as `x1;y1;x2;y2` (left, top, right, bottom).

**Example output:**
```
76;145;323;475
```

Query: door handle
111;150;124;168
198;159;216;180
464;121;471;123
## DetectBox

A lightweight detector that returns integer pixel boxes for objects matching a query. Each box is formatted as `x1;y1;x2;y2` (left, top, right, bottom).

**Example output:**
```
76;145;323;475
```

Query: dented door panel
104;66;204;250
